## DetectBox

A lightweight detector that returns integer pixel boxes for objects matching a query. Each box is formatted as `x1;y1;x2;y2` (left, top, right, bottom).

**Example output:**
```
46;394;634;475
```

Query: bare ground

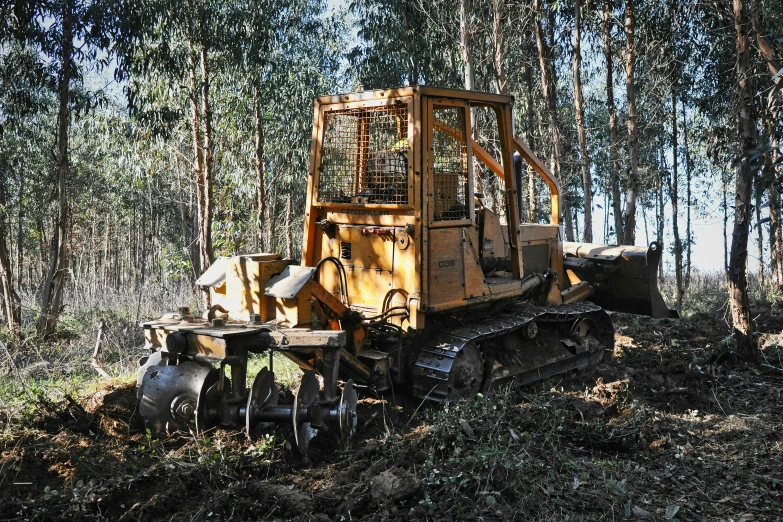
1;311;782;521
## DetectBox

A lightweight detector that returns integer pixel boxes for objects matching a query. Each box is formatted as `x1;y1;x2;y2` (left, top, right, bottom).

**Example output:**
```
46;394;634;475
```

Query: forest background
1;0;782;356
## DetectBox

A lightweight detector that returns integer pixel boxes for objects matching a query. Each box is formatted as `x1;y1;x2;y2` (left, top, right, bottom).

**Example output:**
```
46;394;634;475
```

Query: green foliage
349;0;461;89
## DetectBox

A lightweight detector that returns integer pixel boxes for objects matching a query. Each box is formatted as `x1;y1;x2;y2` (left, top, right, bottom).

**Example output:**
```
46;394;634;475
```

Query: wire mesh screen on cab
318;105;409;205
432;105;469;221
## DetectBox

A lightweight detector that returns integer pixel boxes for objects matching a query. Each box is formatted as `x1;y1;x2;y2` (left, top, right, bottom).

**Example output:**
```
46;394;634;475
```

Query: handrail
431;121;560;226
512;136;560;225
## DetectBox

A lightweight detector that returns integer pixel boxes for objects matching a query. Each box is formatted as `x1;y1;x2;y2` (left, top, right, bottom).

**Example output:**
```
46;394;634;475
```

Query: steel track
411;301;609;401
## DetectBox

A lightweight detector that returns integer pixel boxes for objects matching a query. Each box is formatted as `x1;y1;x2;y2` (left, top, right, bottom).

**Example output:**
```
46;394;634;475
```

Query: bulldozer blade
563;241;678;319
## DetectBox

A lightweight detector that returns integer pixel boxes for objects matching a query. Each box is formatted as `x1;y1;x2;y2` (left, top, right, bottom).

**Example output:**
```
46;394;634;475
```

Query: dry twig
90;320;110;378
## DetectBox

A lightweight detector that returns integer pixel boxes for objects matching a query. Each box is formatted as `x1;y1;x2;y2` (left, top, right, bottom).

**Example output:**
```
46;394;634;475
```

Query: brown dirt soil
1;310;782;521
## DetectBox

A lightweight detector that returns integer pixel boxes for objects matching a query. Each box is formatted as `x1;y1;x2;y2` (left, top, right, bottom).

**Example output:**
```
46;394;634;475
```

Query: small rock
370;468;421;501
459;419;474;437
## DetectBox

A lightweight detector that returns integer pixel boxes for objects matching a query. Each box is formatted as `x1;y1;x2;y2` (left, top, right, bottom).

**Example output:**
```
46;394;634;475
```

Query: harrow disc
138;360;215;433
339;380;358;441
246;367;279;439
194;369;223;435
136;351;166;401
293;370;320;455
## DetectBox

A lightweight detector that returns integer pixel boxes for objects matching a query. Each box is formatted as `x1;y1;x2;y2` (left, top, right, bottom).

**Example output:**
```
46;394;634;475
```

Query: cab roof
314;85;514;107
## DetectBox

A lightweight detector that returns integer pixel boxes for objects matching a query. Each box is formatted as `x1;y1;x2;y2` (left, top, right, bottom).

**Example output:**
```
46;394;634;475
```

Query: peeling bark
603;0;622;244
38;3;73;336
534;0;573;240
621;0;639;245
254;81;265;251
573;0;591;242
729;0;758;358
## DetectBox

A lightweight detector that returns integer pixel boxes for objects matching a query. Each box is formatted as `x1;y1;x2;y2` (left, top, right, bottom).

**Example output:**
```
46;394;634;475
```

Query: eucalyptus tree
729;0;759;358
620;0;639;245
259;8;346;257
114;0;228;289
603;0;623;242
668;0;683;308
751;0;783;287
572;0;591;242
0;0;123;336
0;43;52;333
532;0;575;241
225;0;339;252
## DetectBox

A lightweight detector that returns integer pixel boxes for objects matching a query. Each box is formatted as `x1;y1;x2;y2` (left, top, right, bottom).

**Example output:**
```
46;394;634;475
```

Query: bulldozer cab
302;86;676;325
301;86;568;328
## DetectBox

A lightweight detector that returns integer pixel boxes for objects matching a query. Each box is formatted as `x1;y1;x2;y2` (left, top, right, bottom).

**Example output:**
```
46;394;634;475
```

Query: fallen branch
90;320;110;378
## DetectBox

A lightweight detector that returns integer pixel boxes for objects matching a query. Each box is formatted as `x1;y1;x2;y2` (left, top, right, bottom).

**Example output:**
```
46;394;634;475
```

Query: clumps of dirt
369;468;421;500
0;384;146;493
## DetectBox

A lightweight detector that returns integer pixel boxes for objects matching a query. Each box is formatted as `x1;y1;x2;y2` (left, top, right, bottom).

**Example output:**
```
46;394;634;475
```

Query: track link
411;302;610;401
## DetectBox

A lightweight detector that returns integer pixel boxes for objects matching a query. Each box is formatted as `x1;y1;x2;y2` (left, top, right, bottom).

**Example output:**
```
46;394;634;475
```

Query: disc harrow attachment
134;86;682;463
137;345;358;455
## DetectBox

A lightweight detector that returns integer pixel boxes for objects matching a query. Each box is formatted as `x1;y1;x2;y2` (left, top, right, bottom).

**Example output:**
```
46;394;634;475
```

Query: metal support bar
322;345;341;400
258;328;347;350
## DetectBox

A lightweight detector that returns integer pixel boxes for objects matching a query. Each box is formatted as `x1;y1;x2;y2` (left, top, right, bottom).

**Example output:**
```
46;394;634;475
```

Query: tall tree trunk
769;137;783;287
460;0;483;194
604;0;622;244
751;0;781;79
103;215;110;288
682;97;692;287
670;94;682;307
38;5;73;336
752;0;783;286
268;187;277;253
722;171;729;278
0;181;21;333
189;175;198;278
525;55;537;222
253;80;266;251
573;211;580;240
285;196;293;260
16;174;23;290
534;0;573;240
199;7;214;274
656;160;664;281
729;0;758;358
620;0;639;245
459;0;475;94
573;0;592;242
176;168;191;280
187;5;206;270
670;0;682;308
491;0;507;95
755;174;765;283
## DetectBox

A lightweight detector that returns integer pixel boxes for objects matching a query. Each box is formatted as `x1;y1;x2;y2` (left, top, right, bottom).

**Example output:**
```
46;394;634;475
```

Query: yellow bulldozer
136;86;676;452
